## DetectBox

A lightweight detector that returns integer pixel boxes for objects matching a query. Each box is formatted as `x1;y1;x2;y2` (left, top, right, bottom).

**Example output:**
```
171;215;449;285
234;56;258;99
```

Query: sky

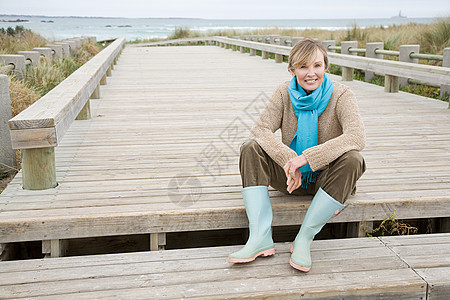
0;0;449;19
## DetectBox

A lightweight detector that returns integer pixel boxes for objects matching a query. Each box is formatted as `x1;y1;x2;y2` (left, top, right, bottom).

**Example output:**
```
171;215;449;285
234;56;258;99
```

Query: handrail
212;37;450;86
9;37;125;138
8;37;126;190
375;49;400;56
214;36;291;55
324;44;444;61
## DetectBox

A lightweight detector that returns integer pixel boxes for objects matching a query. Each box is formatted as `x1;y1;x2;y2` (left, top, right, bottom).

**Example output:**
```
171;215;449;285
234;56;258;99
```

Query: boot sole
228;248;275;263
289;259;311;272
289;245;311;272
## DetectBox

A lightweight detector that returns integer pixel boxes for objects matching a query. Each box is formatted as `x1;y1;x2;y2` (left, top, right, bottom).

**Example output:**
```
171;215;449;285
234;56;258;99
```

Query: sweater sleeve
302;88;366;171
249;85;299;168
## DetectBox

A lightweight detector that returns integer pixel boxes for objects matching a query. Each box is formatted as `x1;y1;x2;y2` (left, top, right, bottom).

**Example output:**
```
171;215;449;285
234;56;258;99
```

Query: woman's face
293;49;326;93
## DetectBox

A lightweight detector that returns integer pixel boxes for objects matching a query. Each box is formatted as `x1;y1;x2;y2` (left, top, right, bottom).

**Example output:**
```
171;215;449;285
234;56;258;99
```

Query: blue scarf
288;73;333;188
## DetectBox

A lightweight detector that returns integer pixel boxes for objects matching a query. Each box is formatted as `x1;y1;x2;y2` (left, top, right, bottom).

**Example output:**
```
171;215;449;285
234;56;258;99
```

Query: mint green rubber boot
290;187;345;272
228;186;275;263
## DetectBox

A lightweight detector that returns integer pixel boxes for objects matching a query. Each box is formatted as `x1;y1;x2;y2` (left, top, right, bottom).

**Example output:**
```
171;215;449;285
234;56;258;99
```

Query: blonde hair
288;38;329;74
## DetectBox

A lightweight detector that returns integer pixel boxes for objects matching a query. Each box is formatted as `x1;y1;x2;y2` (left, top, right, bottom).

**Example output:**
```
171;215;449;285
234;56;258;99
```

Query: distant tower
392;10;406;19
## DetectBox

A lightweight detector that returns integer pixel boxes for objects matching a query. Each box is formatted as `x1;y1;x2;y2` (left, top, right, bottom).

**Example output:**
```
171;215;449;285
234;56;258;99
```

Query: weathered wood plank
415;267;450;300
0;237;426;299
0;45;449;245
212;37;450;85
0;237;384;273
8;38;126;149
379;234;450;300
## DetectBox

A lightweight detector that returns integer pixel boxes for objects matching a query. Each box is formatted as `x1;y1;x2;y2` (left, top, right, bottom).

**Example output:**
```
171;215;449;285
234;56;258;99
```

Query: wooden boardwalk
1;45;449;247
1;233;449;298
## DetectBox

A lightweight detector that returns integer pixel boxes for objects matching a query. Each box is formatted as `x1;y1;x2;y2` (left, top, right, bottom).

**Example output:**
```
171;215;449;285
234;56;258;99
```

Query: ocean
0;15;436;42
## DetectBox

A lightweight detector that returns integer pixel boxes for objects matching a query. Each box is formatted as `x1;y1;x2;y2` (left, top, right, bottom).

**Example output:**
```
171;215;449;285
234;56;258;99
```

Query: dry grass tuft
0;26;47;54
8;76;40;117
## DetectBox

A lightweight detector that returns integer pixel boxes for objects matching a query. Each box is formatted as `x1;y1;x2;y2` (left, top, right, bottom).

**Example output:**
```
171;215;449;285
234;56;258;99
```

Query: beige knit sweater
249;80;365;171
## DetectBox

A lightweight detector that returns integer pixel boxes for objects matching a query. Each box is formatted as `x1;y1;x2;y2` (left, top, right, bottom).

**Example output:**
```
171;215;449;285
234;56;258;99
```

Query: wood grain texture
209;37;450;85
8;37;125;149
21;147;57;190
0;234;434;299
0;45;449;245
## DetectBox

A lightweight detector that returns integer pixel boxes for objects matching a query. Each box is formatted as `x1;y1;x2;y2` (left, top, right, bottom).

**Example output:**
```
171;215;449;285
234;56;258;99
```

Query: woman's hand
283;154;308;194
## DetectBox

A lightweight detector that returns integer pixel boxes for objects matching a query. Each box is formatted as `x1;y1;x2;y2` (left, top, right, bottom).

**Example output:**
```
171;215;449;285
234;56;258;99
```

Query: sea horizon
0;14;438;42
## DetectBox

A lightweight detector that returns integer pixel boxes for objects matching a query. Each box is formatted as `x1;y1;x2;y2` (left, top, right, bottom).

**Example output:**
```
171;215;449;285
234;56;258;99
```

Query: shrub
368;211;418;237
8;76;40;117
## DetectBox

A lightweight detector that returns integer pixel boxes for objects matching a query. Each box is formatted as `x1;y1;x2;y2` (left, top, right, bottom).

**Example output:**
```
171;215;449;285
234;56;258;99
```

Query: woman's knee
338;150;366;174
240;139;263;157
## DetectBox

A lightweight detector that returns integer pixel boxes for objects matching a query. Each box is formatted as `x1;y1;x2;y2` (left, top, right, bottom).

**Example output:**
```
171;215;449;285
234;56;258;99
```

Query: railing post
279;36;290;46
0;55;26;80
249;48;256;56
340;41;358;81
262;50;269;59
45;44;63;59
33;47;53;63
21;147;57;190
54;42;70;58
100;74;107;85
322;40;336;53
384;74;399;93
76;100;91;120
232;44;237;51
291;37;304;47
0;75;16;174
269;35;280;45
91;84;101;99
275;53;283;63
441;48;450;104
262;35;273;44
399;45;420;87
17;51;40;66
64;40;77;55
365;42;384;82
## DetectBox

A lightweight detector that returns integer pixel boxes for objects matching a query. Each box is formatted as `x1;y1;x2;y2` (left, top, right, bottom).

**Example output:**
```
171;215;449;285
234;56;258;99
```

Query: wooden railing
144;36;450;99
213;37;450;89
7;37;126;190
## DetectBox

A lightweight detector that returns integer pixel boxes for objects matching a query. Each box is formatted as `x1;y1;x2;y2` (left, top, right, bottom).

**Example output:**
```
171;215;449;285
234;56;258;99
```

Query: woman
228;38;366;272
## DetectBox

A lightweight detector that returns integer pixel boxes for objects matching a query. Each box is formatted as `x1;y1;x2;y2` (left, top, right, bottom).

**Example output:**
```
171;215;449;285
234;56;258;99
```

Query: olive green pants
239;140;366;204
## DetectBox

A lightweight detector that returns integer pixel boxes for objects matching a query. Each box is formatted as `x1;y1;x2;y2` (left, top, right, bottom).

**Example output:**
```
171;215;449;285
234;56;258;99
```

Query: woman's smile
293;48;326;92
